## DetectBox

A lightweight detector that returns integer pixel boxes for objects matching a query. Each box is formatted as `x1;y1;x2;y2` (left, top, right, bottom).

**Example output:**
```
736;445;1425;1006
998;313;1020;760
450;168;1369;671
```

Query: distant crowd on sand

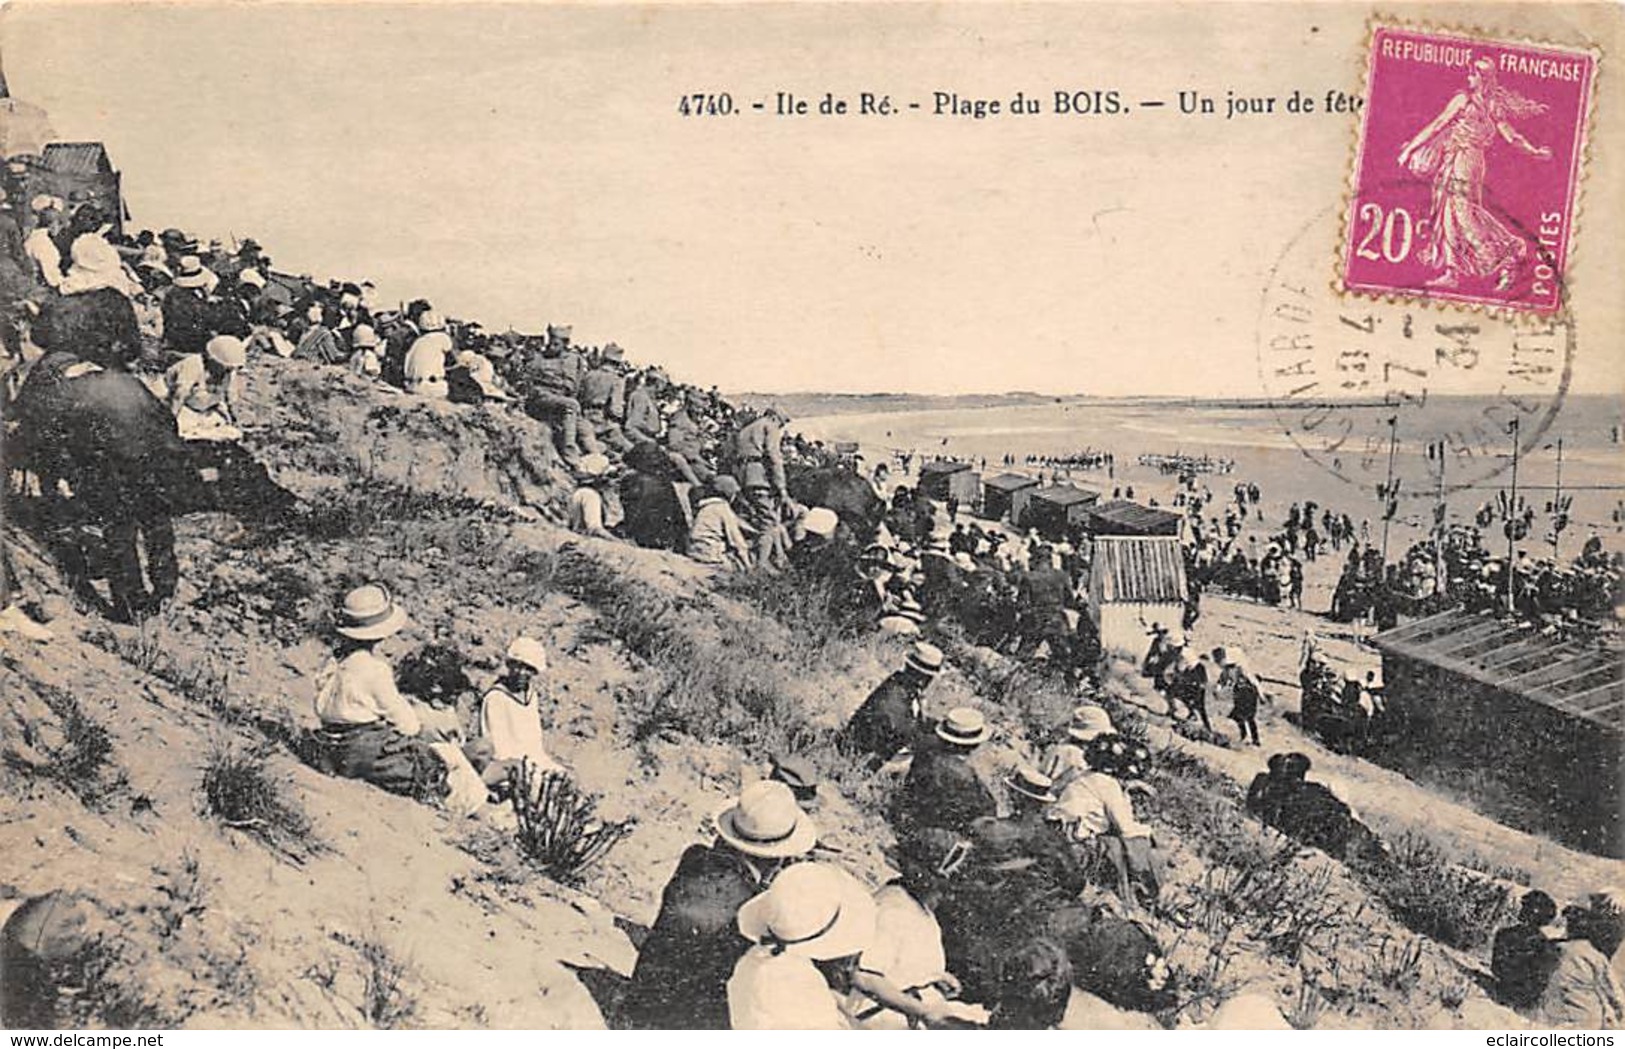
1;188;1621;1030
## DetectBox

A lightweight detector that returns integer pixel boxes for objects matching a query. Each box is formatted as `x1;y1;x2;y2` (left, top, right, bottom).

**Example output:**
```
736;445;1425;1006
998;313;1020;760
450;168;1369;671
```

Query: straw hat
204;335;247;370
769;754;819;803
350;324;381;349
577;453;611;479
236;267;266;290
1006;765;1059;804
173;255;211;289
714;780;818;859
896;596;926;624
1068;704;1115;743
505;636;548;673
736;863;876;961
800;507;838;539
904;641;943;678
418;310;445;332
335;584;408;641
936;707;991;747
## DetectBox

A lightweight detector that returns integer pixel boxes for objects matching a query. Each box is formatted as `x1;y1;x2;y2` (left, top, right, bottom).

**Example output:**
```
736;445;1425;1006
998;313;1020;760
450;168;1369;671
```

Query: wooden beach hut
1088;500;1184;538
919;459;981;507
1025;484;1099;539
1088;535;1187;656
981;473;1038;523
1373;609;1624;857
18;143;126;236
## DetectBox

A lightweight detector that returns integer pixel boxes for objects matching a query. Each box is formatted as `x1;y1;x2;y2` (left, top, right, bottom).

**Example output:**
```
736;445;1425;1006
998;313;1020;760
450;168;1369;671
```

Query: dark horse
8;353;297;621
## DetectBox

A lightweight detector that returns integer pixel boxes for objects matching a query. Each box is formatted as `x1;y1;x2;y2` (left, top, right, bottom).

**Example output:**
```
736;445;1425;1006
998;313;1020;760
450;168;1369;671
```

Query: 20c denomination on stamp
1341;24;1598;315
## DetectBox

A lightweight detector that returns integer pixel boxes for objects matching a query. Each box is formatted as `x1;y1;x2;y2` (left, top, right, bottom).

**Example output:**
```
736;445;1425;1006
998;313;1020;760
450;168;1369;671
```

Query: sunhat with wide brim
714;780;818;859
737;862;877;962
335;584;408;641
1068;704;1114;743
173;255;212;289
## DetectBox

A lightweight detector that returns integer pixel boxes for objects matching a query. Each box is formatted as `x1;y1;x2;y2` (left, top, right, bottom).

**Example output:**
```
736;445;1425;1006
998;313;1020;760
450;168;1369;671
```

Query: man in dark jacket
578;343;631;453
1491;890;1561;1013
838;642;943;766
621;781;816;1029
1014;548;1079;678
13;353;198;621
892;707;997;838
32;282;142;369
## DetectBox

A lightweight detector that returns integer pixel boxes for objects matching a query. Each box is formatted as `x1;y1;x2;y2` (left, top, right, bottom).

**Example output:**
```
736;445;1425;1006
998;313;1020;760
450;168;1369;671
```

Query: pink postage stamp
1342;25;1598;314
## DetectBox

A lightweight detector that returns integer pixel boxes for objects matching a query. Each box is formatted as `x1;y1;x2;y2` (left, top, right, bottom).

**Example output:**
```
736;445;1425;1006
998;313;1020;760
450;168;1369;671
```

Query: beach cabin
919;459;981;507
1088;536;1187;657
981;473;1039;523
832;441;861;467
1373;610;1624;857
1024;484;1099;539
1088;500;1184;538
17;143;125;236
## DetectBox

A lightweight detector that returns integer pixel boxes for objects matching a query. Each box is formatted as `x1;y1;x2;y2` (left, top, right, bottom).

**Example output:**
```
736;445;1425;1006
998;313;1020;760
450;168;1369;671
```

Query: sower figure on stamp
1396;57;1552;292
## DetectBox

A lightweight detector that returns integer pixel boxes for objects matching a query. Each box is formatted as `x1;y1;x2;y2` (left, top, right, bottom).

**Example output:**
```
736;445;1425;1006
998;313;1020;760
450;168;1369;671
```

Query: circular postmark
1257;195;1574;504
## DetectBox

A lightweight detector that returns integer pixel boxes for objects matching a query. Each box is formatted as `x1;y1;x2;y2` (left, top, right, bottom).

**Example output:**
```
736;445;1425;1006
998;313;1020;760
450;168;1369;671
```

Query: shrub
1355;832;1514;950
201;739;315;856
1366;934;1425;994
355;936;416;1029
509;762;635;884
4;682;126;808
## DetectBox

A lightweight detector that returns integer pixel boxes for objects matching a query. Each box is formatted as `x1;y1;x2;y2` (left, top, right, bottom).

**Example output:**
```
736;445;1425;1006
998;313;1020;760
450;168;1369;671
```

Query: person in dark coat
892;707;997;838
32;279;142;370
12;352;197;621
622;781;817;1029
1169;648;1212;730
162;256;219;356
1014;550;1079;679
1246;752;1373;860
619;440;688;551
838;642;943;766
1223;649;1263;746
1492;890;1562;1012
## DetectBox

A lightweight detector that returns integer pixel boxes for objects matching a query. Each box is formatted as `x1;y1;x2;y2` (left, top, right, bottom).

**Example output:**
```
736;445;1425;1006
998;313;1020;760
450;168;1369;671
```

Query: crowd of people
3;181;1621;1030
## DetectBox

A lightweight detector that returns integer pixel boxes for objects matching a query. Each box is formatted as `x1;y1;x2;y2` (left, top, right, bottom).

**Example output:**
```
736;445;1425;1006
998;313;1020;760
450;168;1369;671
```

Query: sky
1;1;1620;396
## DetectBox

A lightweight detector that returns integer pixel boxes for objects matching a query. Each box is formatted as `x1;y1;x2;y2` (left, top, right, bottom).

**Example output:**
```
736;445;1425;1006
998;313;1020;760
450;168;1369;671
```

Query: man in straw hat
726;862;876;1029
305;583;447;802
839;642;944;768
892;707;996;838
623;780;817;1029
161;255;220;357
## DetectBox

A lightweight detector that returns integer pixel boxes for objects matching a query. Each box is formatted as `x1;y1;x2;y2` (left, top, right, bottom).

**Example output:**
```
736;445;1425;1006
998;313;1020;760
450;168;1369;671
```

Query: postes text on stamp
1342;25;1597;315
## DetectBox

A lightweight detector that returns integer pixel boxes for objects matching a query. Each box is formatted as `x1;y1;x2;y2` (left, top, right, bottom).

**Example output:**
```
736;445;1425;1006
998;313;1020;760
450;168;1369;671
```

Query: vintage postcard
0;0;1620;1035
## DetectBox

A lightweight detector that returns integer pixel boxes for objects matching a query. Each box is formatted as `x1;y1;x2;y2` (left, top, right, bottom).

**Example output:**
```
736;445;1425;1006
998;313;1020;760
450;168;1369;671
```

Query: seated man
1491;889;1561;1013
838;643;943;767
1247;751;1370;860
689;476;754;570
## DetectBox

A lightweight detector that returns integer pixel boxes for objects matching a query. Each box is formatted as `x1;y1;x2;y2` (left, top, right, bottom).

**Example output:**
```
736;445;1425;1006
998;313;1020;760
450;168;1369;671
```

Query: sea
795;394;1624;554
